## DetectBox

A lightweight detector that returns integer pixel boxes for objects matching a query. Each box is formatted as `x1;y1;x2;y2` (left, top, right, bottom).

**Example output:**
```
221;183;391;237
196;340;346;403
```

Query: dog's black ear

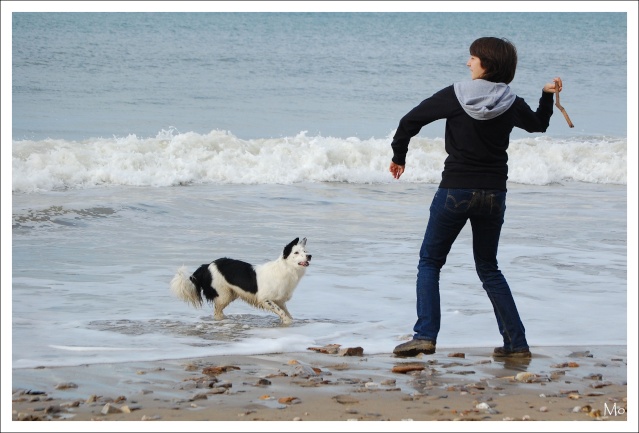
283;238;299;259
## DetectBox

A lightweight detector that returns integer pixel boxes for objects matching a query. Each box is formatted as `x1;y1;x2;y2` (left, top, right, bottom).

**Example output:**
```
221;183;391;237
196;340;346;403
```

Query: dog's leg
262;300;293;325
274;301;293;320
213;293;236;321
213;302;227;321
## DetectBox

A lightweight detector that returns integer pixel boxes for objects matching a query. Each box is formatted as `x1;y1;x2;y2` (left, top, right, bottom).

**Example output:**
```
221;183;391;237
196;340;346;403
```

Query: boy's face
466;55;486;80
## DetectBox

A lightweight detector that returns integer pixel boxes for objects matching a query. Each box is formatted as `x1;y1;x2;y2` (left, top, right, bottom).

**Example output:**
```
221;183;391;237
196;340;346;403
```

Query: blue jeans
413;188;528;351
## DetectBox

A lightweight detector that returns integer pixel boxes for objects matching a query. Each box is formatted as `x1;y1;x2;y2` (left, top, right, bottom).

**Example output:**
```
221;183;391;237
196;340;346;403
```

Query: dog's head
282;237;312;268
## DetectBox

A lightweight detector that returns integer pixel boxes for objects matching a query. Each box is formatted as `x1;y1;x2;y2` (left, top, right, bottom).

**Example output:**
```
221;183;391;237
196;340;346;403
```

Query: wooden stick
555;84;574;128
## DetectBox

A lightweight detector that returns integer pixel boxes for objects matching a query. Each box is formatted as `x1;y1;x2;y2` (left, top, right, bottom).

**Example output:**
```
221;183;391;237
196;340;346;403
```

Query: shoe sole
393;348;436;357
492;351;532;358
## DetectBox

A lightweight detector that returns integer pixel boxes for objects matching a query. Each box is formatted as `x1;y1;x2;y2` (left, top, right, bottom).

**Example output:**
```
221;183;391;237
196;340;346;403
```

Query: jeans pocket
488;191;506;215
444;189;475;213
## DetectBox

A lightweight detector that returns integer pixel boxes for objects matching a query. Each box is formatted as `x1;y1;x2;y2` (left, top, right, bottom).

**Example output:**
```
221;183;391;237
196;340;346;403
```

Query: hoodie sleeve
391;86;457;166
512;91;554;133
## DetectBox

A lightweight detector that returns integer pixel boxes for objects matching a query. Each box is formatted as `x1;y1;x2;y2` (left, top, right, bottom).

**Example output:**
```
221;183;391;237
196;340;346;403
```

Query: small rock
550;362;580;368
202;365;240;376
54;382;78;390
568;350;593;358
176;381;197;390
333;394;359;405
338;347;364;357
294;365;319;378
196;380;218;388
44;405;61;414
589;381;612;389
307;344;341;354
278;396;301;404
207;387;227;395
514;372;537;383
17;413;41;421
391;363;425;374
101;403;122;414
120;405;140;413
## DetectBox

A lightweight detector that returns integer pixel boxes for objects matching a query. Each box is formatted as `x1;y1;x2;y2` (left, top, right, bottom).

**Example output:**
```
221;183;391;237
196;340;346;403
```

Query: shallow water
11;181;628;369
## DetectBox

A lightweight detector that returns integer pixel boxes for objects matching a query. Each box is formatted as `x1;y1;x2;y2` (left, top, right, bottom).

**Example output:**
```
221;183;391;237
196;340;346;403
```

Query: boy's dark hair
470;37;517;84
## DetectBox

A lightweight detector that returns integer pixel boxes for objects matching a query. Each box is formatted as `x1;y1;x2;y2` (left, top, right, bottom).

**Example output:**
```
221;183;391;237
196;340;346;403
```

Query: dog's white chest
256;263;304;301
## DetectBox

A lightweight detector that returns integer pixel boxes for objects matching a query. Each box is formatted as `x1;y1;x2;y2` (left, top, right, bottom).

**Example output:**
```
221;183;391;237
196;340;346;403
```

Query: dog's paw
281;318;293;326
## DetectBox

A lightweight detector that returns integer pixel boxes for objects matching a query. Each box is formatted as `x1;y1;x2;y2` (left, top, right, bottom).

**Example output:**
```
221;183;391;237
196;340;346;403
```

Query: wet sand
9;345;631;429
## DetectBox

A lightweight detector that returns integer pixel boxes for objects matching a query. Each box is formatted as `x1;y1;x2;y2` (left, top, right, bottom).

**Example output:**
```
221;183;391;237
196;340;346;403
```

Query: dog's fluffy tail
170;266;203;308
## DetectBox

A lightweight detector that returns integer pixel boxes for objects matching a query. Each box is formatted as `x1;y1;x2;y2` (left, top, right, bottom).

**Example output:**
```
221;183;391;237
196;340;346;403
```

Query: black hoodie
391;80;554;191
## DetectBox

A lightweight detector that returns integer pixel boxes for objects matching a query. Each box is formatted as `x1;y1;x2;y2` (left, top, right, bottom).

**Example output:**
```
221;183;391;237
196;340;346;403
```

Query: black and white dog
170;237;311;325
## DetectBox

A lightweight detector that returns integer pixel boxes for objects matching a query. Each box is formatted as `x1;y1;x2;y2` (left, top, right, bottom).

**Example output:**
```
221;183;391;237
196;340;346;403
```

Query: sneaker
393;338;436;357
492;346;532;358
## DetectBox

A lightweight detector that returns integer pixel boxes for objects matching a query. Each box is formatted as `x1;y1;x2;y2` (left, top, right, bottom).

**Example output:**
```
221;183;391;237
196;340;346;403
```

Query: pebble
54;382;78;390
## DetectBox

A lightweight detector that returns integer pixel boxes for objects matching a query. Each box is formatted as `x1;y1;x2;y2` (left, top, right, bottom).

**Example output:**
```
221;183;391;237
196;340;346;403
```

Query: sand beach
9;344;631;430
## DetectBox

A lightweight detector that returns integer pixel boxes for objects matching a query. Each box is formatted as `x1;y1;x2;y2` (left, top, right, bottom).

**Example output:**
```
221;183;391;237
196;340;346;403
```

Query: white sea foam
12;129;627;193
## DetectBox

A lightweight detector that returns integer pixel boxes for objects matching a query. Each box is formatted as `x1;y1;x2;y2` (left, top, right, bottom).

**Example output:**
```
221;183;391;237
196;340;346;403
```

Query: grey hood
453;79;516;120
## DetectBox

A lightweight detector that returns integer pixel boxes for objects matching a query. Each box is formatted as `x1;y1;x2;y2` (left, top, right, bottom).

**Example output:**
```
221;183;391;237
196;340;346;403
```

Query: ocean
4;9;636;373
